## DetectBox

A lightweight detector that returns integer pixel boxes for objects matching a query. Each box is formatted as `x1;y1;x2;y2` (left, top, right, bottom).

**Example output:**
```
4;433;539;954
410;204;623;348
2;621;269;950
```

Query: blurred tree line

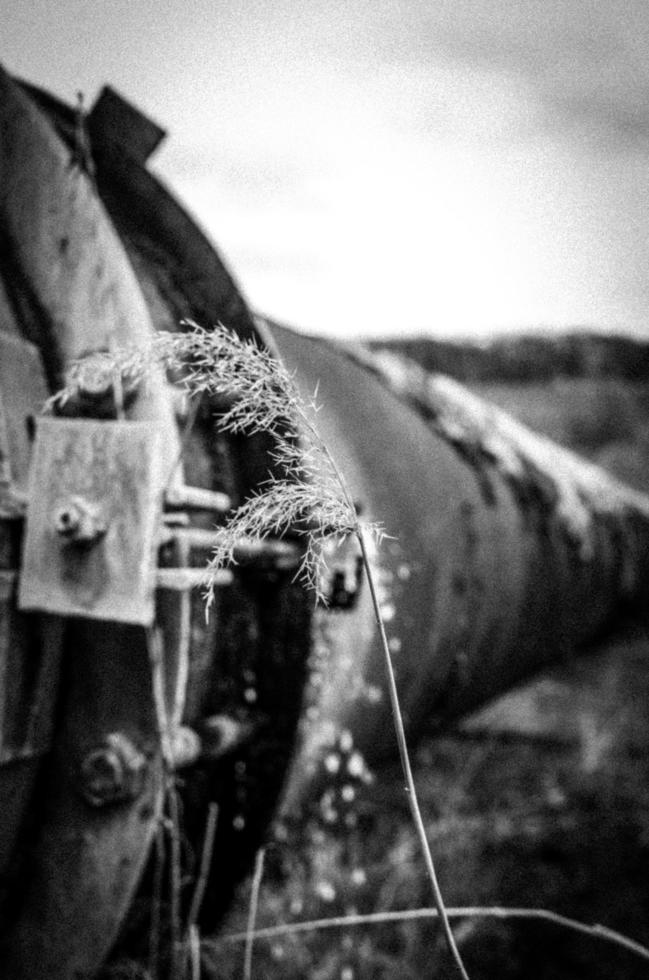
367;332;649;382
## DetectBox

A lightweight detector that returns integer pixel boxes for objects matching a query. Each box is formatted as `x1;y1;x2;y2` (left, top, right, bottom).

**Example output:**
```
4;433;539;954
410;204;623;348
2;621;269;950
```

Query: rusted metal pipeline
2;68;649;980
265;322;649;813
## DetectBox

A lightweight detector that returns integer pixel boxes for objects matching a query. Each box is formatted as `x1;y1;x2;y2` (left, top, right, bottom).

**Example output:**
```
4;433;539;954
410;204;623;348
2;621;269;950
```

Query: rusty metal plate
19;418;166;624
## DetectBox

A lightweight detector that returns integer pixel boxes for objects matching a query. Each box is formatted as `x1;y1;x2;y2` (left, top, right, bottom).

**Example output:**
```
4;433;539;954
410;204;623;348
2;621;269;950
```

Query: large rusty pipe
265;324;649;809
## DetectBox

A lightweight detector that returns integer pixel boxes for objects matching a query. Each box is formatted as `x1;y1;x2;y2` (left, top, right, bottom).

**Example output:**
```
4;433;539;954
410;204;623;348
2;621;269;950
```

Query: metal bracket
19;418;167;625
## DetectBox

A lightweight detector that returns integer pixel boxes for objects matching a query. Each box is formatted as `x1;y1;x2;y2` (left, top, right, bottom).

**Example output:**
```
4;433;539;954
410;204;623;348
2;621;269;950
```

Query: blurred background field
473;379;649;493
207;333;649;980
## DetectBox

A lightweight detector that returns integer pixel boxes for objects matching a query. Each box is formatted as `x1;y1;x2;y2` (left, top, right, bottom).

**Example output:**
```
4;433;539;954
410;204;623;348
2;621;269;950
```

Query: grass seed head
50;323;382;608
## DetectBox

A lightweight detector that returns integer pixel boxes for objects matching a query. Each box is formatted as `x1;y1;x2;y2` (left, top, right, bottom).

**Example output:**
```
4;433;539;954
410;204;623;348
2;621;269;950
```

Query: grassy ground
201;375;649;980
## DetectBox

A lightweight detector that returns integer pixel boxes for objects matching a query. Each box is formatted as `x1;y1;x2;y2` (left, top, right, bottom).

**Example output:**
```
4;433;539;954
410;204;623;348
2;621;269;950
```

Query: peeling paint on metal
341;343;649;563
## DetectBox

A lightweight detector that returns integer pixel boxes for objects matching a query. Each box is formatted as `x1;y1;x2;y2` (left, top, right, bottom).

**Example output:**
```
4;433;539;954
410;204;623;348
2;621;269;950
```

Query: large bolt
56;358;141;418
79;732;147;807
75;360;115;400
53;495;107;546
76;358;141;404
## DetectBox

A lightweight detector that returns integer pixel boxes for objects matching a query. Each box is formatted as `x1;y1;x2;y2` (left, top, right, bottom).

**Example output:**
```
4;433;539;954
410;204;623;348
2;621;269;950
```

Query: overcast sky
4;1;649;340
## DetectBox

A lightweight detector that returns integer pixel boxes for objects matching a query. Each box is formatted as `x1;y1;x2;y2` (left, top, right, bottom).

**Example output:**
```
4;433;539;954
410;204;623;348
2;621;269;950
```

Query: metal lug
318;537;364;609
156;567;233;591
159;525;301;571
165;484;231;513
232;537;301;570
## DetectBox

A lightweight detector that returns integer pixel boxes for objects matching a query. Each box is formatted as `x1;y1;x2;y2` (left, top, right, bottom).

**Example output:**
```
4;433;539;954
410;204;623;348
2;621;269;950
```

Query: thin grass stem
188;924;201;980
243;849;266;980
214;905;649;966
146;627;183;980
357;529;471;980
186;803;219;932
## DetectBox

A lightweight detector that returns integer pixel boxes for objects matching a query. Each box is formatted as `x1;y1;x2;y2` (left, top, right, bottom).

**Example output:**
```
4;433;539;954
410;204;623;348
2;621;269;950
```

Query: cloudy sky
4;1;649;340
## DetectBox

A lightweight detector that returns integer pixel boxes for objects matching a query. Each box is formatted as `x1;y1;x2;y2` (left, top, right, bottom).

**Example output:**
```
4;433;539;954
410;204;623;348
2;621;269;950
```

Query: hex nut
53;495;107;545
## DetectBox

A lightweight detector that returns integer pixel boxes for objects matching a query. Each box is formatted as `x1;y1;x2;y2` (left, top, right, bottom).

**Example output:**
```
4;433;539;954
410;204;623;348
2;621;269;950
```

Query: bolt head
76;361;115;399
79;733;147;807
53;495;107;545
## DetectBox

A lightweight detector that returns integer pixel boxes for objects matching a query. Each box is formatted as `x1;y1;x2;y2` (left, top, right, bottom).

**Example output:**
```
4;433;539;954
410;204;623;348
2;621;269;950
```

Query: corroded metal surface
362;346;649;565
264;322;649;816
2;63;649;980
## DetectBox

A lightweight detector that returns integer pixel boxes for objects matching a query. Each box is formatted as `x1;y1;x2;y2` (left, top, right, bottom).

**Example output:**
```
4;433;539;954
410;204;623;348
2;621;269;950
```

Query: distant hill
366;332;649;383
